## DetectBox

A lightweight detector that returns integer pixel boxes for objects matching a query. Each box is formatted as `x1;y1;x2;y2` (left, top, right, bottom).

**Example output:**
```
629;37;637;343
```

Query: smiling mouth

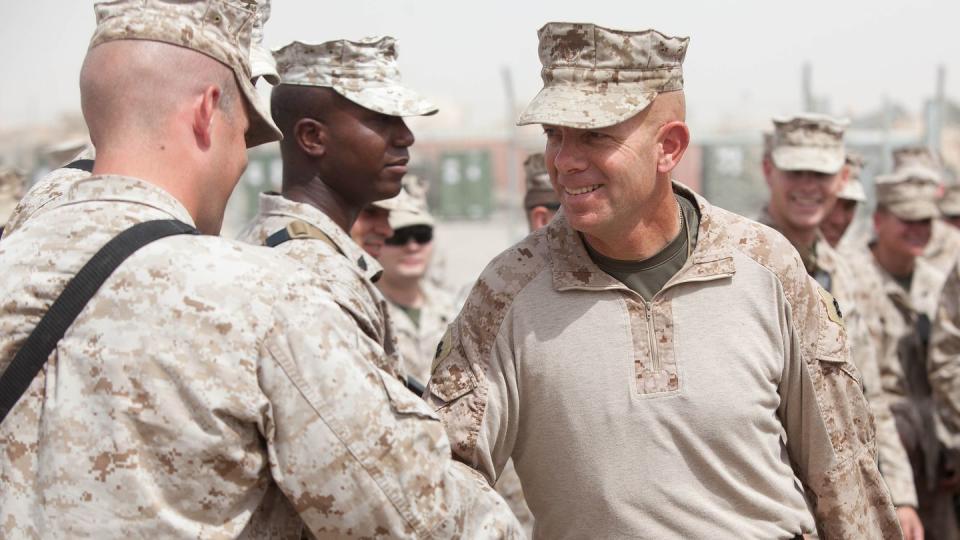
789;194;823;206
564;184;602;196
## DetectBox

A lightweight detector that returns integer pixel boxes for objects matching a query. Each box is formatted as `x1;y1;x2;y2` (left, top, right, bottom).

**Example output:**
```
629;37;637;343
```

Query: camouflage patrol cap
770;113;848;174
389;176;435;229
90;0;282;147
838;152;866;202
523;152;559;209
273;37;437;117
893;146;941;172
371;186;420;213
0;167;25;226
248;0;278;85
517;22;689;129
875;166;941;220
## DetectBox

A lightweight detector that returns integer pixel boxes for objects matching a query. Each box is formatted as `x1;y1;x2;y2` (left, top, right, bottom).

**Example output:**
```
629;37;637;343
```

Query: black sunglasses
385;225;434;246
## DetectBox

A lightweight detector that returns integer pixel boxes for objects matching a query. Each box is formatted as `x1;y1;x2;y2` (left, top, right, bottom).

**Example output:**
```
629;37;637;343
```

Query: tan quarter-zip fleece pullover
427;183;899;539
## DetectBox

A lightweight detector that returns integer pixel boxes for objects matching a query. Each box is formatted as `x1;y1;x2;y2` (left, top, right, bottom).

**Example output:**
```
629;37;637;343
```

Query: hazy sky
1;0;957;136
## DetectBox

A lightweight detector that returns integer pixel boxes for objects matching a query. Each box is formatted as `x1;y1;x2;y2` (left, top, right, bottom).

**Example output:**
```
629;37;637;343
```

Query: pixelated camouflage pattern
371;185;420;213
3;166;92;238
931;259;960;449
0;167;26;229
386;281;457;385
89;0;280;147
522;152;558;209
875;168;941;221
388;175;434;229
517;22;688;129
759;209;917;509
246;0;278;84
924;220;960;278
770;113;848;174
273;37;438;117
839;152;867;202
237;192;405;380
862;248;958;534
0;175;522;538
428;181;898;538
893;146;943;175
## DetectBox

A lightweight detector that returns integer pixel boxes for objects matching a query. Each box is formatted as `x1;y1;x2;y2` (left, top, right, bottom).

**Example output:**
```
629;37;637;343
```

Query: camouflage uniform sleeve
425;310;520;487
257;277;523;538
930;261;960;449
848;292;918;508
776;261;901;538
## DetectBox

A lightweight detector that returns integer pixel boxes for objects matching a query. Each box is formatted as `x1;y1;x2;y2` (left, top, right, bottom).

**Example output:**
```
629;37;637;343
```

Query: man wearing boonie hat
2;0;280;239
522;152;560;231
821;152;867;248
238;36;439;384
0;2;522;538
760;118;923;536
425;21;898;538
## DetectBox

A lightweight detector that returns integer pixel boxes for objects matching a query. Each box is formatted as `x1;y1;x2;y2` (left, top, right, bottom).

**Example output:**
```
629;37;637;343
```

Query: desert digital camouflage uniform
0;2;522;538
0;167;26;233
427;22;898;539
866;165;958;538
239;37;439;381
759;116;917;510
930;259;960;448
239;194;408;379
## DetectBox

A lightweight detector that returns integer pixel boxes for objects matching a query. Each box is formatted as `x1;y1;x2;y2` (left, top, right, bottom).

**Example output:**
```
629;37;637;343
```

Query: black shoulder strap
64;158;95;172
0;219;198;423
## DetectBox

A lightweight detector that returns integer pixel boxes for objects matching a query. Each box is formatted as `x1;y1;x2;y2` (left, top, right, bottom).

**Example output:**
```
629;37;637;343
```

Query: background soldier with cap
760;115;921;535
426;22;898;538
238;36;437;383
374;176;458;384
821;152;868;248
522;152;560;231
0;1;522;537
865;159;959;539
351;186;420;258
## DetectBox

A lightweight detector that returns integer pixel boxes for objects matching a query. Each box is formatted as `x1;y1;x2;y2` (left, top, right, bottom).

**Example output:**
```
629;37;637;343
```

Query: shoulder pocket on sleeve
428;324;479;404
378;369;440;421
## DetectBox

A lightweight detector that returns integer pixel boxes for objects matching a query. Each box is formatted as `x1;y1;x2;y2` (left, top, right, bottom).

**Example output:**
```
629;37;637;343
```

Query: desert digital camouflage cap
875;165;941;220
90;0;282;147
273;37;437;117
248;0;278;84
371;186;420;213
518;22;689;129
939;180;960;216
523;152;559;209
893;146;941;171
770;113;848;174
389;176;435;229
838;152;867;202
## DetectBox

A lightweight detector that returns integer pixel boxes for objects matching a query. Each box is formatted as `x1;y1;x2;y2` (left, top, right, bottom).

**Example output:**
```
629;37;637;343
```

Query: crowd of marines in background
1;0;960;538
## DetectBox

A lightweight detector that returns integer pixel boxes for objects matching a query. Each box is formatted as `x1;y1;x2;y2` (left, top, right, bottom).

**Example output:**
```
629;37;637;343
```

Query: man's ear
193;84;221;150
295;118;327;158
762;157;775;187
656;121;690;174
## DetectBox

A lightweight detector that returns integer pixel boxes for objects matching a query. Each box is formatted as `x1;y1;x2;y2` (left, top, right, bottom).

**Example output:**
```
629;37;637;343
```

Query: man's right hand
896;506;924;540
